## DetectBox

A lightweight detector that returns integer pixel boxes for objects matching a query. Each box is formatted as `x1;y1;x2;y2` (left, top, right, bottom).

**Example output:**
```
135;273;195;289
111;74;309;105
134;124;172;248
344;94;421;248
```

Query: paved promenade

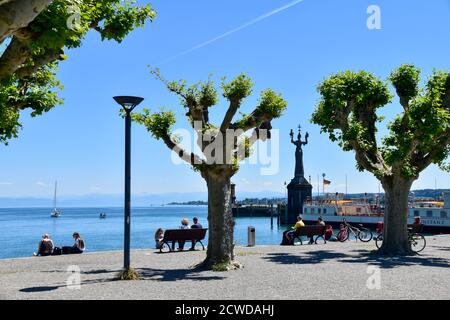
1;235;450;300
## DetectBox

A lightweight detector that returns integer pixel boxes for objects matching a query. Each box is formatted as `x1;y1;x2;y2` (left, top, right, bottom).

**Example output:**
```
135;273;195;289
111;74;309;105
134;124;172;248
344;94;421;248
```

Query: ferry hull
301;214;450;234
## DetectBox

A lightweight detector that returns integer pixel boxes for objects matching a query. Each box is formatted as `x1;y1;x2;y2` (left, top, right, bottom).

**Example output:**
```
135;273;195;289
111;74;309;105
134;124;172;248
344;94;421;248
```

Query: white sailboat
50;181;60;218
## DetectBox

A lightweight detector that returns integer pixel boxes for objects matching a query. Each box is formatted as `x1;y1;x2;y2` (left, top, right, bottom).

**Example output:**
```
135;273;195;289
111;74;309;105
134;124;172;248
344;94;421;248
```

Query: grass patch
117;267;141;280
212;262;229;272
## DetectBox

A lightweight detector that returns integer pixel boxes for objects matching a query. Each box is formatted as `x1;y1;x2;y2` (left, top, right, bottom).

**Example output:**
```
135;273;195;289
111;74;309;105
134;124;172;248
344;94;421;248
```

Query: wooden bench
292;225;330;245
158;228;208;253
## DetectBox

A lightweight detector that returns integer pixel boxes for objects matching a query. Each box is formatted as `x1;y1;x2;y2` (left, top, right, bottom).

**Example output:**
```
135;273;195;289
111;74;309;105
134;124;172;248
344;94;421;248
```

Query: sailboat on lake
50;181;60;218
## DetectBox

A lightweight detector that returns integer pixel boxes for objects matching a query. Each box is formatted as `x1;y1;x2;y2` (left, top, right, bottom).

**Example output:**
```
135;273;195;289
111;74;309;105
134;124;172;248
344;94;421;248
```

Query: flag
323;179;331;185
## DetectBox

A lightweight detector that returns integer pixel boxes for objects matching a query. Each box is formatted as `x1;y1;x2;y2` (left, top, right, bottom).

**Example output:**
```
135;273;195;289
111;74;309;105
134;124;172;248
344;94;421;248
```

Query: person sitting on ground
190;217;203;229
71;232;85;254
155;228;164;249
63;232;85;254
34;234;54;256
282;215;305;245
308;217;326;244
177;218;190;250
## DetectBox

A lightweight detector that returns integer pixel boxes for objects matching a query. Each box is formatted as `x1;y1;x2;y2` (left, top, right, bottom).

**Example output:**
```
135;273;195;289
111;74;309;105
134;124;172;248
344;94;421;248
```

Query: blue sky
1;0;450;198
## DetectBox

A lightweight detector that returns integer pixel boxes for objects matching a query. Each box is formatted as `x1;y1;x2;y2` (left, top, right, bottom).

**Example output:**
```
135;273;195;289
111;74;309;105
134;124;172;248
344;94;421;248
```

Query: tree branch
159;131;204;167
220;98;240;132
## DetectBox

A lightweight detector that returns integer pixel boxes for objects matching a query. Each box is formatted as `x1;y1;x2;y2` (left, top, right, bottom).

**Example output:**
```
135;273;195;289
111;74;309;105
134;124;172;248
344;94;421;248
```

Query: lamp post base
117;267;141;281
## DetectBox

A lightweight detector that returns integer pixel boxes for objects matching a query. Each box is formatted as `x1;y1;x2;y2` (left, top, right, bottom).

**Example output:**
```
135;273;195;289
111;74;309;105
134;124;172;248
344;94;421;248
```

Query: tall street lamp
113;96;144;277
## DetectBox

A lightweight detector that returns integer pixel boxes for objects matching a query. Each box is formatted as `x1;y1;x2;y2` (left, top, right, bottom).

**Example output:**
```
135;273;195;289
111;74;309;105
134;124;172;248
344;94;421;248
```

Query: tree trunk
201;172;235;269
0;0;52;43
380;175;414;255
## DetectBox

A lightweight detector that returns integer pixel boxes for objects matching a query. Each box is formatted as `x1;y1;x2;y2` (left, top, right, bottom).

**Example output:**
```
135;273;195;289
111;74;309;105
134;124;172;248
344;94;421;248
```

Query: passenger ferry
302;192;450;233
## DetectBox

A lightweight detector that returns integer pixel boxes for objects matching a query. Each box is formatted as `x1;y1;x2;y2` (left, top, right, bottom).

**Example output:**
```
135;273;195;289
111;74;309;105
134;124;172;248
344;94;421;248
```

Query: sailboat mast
54;181;57;210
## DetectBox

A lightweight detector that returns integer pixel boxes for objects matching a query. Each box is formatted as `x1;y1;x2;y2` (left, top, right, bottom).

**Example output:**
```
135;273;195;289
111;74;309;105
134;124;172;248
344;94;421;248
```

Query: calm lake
0;206;289;259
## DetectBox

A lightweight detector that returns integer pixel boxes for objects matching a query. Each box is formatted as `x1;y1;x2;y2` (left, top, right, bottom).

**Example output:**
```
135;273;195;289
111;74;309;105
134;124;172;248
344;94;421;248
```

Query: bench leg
198;240;205;250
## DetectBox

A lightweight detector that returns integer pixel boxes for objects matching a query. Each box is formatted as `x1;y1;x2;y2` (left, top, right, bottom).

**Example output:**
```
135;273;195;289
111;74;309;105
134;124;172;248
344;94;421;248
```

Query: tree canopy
311;64;450;181
0;0;155;144
134;69;287;177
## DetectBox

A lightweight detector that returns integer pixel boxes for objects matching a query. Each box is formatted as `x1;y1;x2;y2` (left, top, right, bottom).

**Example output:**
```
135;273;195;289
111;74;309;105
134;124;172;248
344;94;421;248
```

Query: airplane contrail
166;0;305;61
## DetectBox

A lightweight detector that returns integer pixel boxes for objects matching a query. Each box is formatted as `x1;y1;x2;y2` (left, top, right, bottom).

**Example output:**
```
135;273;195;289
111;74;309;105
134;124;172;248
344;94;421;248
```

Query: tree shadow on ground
19;266;224;294
263;249;450;270
338;249;450;269
263;250;348;265
430;245;450;252
136;267;226;282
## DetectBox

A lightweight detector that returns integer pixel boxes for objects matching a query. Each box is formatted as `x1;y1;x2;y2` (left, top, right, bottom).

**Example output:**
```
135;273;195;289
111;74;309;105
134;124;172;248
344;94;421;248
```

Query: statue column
283;126;313;224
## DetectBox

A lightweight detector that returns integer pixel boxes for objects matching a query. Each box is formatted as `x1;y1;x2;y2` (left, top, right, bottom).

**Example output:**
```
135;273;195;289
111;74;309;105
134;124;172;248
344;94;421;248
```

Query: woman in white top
178;218;190;250
71;232;85;254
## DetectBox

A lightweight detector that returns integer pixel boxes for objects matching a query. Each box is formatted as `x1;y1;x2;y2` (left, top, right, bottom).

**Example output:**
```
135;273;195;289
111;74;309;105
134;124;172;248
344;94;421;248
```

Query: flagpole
345;174;348;198
322;173;326;197
317;175;320;198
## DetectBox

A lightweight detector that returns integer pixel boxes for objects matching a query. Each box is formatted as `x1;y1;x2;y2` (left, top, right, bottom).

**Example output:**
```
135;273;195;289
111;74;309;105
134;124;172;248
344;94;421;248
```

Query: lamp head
113;96;144;111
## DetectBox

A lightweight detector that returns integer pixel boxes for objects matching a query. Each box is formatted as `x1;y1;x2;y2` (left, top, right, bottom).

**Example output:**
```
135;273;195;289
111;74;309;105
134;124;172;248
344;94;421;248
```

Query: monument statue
290;125;309;178
283;125;313;224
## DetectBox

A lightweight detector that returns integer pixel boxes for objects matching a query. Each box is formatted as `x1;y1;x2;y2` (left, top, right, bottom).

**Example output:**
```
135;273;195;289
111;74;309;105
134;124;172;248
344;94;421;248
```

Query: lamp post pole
113;96;144;273
124;108;132;270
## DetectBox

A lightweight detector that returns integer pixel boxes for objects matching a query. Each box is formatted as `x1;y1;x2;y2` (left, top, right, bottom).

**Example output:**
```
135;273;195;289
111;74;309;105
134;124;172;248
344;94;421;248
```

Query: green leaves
133;108;176;140
221;73;253;102
257;89;287;118
389;64;420;107
0;0;155;144
312;65;450;179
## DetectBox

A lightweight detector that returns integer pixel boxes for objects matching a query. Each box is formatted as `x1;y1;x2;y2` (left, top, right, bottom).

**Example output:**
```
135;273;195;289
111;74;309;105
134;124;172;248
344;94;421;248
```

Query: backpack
52;247;62;255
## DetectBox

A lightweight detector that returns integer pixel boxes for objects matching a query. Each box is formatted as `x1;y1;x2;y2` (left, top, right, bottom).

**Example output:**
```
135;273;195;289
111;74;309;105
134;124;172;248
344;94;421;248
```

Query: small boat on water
99;213;107;219
50;181;61;218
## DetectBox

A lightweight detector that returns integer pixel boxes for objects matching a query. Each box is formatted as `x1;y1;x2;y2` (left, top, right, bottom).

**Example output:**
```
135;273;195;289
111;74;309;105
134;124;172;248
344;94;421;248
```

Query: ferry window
304;208;307;214
356;208;362;213
318;208;322;214
441;211;447;218
414;210;420;217
426;211;433;218
323;208;327;214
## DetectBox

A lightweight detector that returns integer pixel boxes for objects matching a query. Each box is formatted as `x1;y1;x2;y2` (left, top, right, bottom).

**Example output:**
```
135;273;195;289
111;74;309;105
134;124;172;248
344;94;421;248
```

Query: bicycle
336;219;373;242
374;226;426;253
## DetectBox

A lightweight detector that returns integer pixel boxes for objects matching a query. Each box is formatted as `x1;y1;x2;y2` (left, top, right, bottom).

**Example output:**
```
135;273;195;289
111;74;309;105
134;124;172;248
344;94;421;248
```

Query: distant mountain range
0;189;447;208
0;191;284;208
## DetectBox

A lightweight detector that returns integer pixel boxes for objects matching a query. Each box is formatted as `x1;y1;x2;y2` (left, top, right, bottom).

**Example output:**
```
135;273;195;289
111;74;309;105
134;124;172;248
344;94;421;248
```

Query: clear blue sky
1;0;450;198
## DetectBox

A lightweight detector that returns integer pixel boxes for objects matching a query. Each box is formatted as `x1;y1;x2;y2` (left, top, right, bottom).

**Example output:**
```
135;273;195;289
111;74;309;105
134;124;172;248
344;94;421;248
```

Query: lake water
0;206;289;259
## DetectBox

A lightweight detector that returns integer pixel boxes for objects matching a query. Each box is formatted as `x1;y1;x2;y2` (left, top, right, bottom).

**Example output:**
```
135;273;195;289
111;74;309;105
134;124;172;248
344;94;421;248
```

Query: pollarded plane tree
312;64;450;255
135;70;287;269
0;0;155;144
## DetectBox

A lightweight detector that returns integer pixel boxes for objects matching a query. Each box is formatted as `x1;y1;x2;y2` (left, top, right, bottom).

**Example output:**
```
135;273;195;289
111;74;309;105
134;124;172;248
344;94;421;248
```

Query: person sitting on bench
308;217;325;244
188;217;203;250
176;218;190;250
34;234;54;256
282;216;305;245
155;228;164;249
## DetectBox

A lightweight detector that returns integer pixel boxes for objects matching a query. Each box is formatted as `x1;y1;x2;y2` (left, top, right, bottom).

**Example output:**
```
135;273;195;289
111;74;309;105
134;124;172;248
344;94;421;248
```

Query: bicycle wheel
358;228;373;242
337;229;349;242
410;233;426;253
375;234;383;249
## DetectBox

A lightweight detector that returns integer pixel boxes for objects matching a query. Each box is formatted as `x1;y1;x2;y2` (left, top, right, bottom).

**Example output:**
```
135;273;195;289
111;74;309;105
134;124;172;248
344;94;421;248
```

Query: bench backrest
162;228;208;242
295;225;327;237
